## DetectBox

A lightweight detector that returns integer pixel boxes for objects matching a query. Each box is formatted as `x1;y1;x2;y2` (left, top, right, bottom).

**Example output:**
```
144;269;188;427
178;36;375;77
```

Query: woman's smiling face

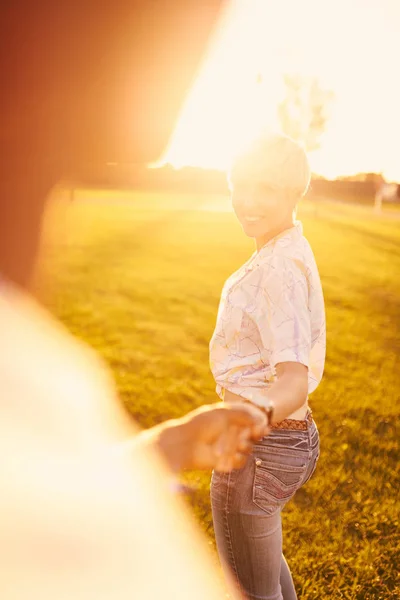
231;180;292;239
228;134;311;242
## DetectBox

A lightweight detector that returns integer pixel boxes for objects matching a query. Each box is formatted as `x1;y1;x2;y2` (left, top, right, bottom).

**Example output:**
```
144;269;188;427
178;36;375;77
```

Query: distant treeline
70;163;227;192
68;163;400;204
310;178;399;204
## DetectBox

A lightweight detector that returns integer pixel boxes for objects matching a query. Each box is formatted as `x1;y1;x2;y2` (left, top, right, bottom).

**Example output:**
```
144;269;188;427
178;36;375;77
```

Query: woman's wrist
244;397;275;426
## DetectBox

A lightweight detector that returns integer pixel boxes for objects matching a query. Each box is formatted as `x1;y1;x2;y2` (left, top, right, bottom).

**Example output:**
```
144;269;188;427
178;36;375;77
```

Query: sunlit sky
163;0;400;182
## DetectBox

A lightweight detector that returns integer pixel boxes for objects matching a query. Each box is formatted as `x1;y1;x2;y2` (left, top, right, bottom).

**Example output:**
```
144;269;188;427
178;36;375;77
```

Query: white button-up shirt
209;222;326;402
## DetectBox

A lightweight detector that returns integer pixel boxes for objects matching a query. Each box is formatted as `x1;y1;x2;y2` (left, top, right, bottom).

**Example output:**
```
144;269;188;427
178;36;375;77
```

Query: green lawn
43;189;399;599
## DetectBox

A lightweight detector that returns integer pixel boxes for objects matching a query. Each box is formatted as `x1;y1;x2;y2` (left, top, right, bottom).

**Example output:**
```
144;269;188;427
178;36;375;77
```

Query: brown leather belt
272;410;313;431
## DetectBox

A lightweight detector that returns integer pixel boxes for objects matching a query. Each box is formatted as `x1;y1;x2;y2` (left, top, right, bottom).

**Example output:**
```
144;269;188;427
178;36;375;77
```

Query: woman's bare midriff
223;389;309;421
285;402;309;420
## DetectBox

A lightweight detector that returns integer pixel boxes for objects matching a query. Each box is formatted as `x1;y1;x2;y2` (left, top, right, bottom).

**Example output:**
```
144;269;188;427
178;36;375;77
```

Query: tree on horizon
278;74;334;152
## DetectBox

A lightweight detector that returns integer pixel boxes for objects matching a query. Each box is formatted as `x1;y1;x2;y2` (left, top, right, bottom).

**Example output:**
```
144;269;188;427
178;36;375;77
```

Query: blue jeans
211;416;320;600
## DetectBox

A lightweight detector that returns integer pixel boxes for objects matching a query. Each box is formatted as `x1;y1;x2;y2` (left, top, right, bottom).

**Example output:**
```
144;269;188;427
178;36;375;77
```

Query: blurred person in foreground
0;267;268;600
0;1;269;598
209;134;326;600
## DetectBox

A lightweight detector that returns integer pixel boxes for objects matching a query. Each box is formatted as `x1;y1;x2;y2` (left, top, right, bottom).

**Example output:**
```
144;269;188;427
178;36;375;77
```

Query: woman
209;133;326;600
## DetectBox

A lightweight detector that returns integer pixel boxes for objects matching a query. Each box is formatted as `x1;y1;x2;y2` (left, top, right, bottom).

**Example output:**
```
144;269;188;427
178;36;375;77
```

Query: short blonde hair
228;133;311;199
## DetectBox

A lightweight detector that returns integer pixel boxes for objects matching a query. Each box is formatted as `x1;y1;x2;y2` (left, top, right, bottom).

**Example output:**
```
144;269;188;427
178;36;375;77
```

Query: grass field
42;189;399;599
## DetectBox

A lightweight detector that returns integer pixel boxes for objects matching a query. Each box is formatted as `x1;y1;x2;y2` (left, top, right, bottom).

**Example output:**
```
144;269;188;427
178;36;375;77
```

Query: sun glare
162;0;400;182
162;1;283;171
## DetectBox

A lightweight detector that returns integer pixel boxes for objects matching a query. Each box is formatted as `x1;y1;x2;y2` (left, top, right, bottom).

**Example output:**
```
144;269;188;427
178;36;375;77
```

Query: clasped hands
154;401;270;473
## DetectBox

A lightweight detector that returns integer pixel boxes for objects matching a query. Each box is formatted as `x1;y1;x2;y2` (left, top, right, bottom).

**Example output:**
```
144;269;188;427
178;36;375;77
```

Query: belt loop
307;410;312;444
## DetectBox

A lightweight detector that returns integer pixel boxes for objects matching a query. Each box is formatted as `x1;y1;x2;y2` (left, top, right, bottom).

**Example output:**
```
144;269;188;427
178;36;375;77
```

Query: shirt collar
257;220;303;254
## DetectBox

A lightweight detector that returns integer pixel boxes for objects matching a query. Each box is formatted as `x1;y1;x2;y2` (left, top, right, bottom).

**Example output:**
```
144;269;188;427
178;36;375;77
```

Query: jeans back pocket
252;458;307;516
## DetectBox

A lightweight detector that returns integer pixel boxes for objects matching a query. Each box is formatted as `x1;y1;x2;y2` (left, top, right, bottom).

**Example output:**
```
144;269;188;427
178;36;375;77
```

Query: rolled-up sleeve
251;255;311;368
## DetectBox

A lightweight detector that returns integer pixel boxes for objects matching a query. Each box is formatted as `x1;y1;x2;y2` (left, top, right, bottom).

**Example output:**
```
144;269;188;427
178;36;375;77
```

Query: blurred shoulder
0;281;136;451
